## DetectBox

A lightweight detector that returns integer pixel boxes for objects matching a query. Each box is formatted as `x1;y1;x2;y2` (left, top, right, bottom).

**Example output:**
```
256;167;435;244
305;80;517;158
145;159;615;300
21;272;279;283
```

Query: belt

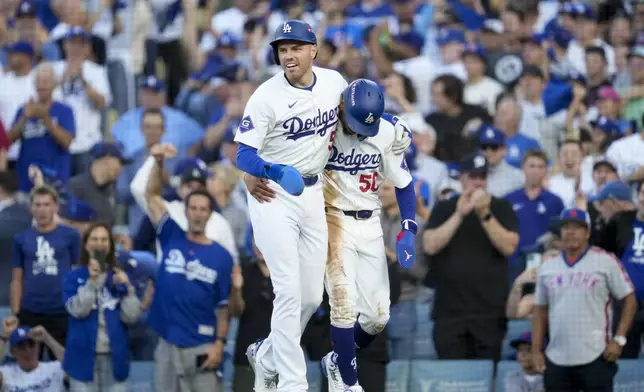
303;175;319;187
342;210;374;220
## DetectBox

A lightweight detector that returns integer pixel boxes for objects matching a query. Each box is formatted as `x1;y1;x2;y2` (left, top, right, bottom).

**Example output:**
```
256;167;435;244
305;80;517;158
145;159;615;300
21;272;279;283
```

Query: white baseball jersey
534;246;633;366
324;115;413;211
0;361;65;392
234;66;348;176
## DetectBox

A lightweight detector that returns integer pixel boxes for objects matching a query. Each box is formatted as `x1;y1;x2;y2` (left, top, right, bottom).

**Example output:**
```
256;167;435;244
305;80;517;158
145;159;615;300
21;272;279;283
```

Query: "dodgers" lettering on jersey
326;145;381;175
283;106;339;140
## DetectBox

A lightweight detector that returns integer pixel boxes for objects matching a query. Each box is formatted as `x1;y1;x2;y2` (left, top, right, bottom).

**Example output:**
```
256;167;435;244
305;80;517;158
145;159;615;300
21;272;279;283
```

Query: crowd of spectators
0;0;643;390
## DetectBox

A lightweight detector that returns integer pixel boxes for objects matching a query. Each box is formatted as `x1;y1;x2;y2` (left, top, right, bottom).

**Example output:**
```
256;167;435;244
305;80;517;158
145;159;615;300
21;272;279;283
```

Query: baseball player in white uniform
321;79;417;392
235;21;411;392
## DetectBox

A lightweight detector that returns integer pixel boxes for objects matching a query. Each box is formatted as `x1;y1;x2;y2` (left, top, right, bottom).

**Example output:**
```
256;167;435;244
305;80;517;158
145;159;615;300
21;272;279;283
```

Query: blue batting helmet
270;20;317;65
341;79;384;137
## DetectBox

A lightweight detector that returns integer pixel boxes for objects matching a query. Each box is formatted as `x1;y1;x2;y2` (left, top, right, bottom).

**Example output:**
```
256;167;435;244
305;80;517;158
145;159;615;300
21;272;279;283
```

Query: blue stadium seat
129;361;155;392
494;360;522;392
307;360;322;391
501;320;532;359
386;360;410;392
412;321;437;359
615;359;644;391
409;360;494;392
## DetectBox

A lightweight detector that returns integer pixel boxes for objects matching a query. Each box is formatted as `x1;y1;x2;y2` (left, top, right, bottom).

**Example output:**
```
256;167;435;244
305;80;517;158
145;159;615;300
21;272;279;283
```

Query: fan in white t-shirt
0;317;65;392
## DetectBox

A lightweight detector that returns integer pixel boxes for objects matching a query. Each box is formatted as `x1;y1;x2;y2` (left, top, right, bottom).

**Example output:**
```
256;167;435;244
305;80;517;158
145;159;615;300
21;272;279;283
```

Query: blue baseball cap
576;3;596;20
64;26;92;41
590;181;631;202
9;327;33;347
141;75;165;92
6;40;34;57
15;0;36;18
61;199;96;222
173;157;210;185
559;208;591;228
478;124;506;146
550;26;574;49
90;142;131;163
216;32;239;48
341;79;384;137
459;152;488;175
590;116;620;135
437;29;466;46
463;43;486;59
559;2;576;15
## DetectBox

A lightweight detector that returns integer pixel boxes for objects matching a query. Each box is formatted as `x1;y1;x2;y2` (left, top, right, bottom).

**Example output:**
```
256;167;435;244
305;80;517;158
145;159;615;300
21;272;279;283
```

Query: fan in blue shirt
144;144;234;385
9;67;75;193
12;186;81;316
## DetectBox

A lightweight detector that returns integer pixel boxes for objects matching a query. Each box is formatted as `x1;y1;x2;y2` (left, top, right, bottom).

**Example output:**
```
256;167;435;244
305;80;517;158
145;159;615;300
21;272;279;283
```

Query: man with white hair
8;63;75;194
404;113;450;204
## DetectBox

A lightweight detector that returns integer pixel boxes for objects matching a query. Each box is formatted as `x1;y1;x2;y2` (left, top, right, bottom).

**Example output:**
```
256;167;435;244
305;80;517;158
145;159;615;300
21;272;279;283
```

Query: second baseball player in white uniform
321;79;417;392
234;21;411;392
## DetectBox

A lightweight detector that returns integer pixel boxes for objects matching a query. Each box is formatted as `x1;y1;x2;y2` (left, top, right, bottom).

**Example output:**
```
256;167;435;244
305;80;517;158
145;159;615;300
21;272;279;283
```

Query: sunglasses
480;144;502;151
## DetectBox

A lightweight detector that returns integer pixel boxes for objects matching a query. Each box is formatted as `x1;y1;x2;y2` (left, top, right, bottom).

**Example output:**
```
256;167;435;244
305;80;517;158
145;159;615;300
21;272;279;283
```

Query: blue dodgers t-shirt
12;225;81;314
505;133;542;169
620;219;644;300
148;215;233;348
13;101;76;192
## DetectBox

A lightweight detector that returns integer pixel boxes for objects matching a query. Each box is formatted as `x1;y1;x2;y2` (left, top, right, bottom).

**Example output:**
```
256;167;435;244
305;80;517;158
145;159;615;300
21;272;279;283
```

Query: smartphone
92;249;108;272
196;354;208;369
526;253;542;271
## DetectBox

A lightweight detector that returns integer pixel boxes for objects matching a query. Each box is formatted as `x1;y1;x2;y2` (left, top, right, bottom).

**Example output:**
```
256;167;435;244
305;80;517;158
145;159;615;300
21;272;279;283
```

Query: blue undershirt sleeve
236;144;271;179
395;182;417;223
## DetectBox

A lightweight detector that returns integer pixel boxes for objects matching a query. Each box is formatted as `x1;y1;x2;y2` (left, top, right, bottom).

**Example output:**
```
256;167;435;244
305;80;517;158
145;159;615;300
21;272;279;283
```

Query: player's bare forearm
479;213;519;256
145;158;168;224
43;329;65;362
615;293;637;337
531;305;548;351
228;287;245;317
215;307;230;341
423;212;462;255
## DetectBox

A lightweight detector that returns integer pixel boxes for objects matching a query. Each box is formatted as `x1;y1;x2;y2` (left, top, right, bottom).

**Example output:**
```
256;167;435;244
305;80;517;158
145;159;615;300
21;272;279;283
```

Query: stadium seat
386;360;411;392
501;319;532;359
615;359;644;391
494;360;522;392
129;361;155;392
409;360;494;392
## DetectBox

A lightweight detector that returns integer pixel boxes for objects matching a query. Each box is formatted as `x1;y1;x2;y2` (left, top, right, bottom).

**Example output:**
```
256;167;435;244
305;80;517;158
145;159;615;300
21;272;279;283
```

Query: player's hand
231;264;243;290
267;164;304;196
200;340;225;370
28;164;44;186
2;315;18;336
456;190;475;217
392;121;412;155
532;351;546;373
244;173;276;203
603;341;622;362
471;188;491;215
396;220;417;269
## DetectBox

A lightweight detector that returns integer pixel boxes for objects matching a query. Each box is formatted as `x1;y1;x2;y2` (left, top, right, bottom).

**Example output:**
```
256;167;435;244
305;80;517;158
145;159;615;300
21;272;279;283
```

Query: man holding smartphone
143;143;241;392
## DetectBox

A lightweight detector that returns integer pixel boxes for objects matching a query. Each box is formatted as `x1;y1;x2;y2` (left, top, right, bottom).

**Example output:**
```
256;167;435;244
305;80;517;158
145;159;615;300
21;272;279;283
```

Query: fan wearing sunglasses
0;315;66;392
478;124;525;197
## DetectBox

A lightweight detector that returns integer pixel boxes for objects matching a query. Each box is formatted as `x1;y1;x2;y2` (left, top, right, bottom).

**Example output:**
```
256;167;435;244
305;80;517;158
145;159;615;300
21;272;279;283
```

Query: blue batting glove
266;164;305;196
396;219;417;269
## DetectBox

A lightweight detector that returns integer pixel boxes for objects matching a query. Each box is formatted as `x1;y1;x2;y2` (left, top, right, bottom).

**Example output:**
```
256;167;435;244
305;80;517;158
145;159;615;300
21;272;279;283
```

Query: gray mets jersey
534;246;633;366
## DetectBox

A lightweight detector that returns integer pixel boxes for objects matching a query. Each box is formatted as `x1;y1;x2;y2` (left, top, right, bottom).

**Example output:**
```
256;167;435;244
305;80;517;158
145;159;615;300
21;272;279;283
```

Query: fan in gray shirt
477;124;524;197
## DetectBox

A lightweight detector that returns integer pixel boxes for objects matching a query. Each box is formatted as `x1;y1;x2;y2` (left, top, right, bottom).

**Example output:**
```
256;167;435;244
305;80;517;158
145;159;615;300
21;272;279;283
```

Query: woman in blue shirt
62;223;142;392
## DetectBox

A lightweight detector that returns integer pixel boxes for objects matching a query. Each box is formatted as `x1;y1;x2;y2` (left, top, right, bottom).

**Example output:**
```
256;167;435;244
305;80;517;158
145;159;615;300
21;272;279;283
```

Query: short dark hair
0;171;18;195
141;108;165;126
521;148;549;166
184;189;214;211
432;74;464;105
585;46;607;62
29;185;59;205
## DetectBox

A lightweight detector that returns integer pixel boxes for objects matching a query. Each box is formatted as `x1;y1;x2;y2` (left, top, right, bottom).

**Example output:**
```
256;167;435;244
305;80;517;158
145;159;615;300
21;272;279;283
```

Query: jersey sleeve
381;149;413;189
156;214;184;245
604;254;634;300
534;268;548;306
233;88;275;150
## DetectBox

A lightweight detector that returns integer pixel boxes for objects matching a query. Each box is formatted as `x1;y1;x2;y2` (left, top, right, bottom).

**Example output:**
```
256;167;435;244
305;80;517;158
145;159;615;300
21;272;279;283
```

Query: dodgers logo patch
239;115;255;133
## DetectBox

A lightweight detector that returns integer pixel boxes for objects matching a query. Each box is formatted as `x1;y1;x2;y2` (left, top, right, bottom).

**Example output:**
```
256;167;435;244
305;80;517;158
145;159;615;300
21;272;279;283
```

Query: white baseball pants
325;207;391;333
248;179;327;391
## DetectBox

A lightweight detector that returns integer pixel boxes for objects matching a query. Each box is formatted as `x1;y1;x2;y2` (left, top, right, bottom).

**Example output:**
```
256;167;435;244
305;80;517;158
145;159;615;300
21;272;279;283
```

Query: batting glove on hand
396;219;417;270
266;164;305;196
392;120;412;155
